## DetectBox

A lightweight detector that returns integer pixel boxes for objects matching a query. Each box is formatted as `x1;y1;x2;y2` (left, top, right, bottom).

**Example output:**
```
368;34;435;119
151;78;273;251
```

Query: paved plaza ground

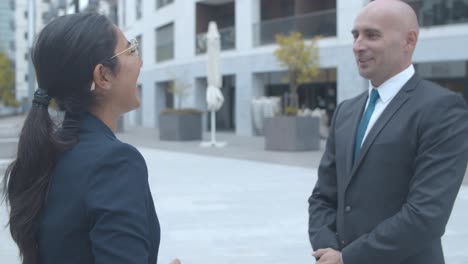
0;115;467;263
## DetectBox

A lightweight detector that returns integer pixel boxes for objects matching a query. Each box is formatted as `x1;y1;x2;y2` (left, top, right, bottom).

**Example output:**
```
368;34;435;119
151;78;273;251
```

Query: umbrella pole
200;110;226;148
211;110;216;144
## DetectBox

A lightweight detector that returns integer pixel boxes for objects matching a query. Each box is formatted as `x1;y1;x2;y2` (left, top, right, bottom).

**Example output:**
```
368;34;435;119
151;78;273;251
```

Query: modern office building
0;0;16;62
13;0;117;103
117;0;468;135
14;0;56;101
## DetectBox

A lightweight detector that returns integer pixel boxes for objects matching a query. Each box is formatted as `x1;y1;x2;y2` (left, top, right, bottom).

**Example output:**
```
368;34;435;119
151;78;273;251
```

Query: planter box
264;116;320;151
159;112;202;141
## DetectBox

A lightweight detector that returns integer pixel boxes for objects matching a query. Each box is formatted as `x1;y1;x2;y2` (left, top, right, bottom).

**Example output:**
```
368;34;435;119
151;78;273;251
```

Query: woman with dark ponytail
2;13;167;264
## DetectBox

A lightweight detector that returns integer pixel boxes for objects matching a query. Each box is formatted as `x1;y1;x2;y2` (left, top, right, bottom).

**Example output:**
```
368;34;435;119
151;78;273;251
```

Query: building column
336;0;368;102
337;0;367;39
139;71;157;128
175;0;195;59
235;71;256;136
235;0;260;51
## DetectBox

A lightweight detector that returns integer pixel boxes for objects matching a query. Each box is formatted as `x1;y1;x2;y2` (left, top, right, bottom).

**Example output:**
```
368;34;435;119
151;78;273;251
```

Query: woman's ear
92;64;113;91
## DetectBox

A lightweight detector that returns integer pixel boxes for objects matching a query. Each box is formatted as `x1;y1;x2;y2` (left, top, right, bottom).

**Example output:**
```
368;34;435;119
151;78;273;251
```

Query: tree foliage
166;70;192;110
274;32;320;95
0;51;18;107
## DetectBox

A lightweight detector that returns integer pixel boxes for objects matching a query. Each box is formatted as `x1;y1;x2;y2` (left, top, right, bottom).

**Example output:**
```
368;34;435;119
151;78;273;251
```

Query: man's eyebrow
351;28;381;35
364;28;380;34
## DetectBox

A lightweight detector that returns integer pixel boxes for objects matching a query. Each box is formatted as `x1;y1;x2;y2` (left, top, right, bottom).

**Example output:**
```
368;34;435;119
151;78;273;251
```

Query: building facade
14;0;55;101
0;0;16;62
116;0;468;135
13;0;117;104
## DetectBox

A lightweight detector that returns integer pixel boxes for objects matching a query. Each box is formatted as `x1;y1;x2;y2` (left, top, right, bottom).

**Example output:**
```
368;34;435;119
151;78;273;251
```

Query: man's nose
353;37;366;53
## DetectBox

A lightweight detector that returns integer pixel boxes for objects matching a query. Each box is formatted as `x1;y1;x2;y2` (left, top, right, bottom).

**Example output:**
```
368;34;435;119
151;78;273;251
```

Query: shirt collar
369;64;415;103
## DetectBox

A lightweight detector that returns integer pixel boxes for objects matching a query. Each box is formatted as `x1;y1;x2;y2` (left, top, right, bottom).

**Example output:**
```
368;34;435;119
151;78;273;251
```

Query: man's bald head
363;0;419;35
352;0;419;86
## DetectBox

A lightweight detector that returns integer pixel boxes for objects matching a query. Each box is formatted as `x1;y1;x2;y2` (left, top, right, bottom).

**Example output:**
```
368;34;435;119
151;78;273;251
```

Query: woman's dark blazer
39;113;160;264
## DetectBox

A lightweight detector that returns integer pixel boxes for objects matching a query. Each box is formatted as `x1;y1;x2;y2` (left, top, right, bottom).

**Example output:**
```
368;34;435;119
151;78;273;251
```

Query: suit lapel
345;75;421;189
344;93;368;181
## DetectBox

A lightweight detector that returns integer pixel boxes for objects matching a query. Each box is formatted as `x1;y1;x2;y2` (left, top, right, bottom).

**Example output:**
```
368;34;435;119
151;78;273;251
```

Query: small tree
274;32;320;115
0;51;18;107
168;78;192;110
165;69;193;110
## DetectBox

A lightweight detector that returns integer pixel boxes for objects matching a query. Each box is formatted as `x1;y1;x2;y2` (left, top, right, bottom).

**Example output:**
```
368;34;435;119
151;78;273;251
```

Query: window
24;32;28;40
122;0;126;27
25;74;28;82
9;0;15;10
24;10;28;18
136;35;143;58
42;11;49;24
24;53;28;60
136;0;142;20
403;0;468;27
157;0;174;9
155;23;174;62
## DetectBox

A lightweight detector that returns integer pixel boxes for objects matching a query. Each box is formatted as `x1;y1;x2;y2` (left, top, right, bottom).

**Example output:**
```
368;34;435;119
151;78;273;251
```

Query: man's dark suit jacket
39;113;160;264
308;74;468;264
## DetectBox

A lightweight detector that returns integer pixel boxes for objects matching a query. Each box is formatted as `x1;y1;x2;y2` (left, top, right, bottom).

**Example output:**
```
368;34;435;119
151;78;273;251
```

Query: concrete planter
264;116;320;151
159;111;202;141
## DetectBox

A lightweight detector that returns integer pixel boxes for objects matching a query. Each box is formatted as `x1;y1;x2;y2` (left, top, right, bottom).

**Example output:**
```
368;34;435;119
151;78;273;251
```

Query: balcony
406;0;468;27
253;9;336;46
196;26;235;54
195;1;235;55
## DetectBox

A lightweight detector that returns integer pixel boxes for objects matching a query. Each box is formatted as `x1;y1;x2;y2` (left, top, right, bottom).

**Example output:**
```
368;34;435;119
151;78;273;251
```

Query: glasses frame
108;38;139;60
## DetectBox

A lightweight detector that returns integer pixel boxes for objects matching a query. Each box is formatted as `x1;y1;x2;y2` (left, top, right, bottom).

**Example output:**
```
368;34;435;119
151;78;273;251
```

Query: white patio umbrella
201;21;226;147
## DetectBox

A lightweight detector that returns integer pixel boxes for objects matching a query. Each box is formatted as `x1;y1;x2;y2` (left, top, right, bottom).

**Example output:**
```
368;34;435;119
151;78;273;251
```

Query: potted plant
264;32;321;151
159;75;203;141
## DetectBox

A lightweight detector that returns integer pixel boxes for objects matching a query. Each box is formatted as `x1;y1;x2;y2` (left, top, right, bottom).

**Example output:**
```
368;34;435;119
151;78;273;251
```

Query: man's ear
92;64;113;91
405;30;418;52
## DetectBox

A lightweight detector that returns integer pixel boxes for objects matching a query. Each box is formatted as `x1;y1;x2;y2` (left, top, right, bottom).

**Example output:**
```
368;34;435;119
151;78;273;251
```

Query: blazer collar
79;112;116;139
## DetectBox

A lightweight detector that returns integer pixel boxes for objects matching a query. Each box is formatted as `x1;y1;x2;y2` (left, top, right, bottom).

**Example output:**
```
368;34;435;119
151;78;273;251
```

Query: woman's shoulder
95;140;146;169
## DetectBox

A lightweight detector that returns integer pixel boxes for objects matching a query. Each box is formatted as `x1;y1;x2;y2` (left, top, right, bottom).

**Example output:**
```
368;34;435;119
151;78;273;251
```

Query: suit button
345;205;352;213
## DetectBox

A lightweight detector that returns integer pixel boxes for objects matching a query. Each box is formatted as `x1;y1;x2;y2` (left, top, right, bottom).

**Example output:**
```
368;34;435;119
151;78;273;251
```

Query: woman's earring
90;82;95;91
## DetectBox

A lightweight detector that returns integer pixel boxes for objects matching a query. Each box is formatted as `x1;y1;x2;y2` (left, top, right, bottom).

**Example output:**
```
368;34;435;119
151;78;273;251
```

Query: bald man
308;1;468;264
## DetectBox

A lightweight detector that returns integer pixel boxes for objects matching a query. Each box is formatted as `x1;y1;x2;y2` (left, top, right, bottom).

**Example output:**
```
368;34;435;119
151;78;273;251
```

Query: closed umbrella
201;21;226;147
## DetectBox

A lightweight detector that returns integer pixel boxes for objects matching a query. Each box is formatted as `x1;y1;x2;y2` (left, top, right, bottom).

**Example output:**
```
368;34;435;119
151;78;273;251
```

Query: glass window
136;35;142;58
136;0;142;20
157;0;174;9
405;0;468;27
155;23;174;62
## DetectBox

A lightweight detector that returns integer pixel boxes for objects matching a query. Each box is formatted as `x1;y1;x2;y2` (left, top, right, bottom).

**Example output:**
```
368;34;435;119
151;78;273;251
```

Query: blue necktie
354;89;380;162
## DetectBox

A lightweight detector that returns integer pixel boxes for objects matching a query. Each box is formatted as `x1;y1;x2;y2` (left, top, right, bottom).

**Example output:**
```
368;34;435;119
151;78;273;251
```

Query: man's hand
312;248;342;264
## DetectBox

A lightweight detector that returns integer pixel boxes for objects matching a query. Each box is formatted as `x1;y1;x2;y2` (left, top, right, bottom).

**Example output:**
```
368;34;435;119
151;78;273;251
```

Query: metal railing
196;26;236;54
253;9;337;46
406;0;468;27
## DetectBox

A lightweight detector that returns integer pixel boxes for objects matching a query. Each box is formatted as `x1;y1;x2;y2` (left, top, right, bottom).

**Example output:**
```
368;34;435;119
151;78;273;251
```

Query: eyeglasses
108;38;139;60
